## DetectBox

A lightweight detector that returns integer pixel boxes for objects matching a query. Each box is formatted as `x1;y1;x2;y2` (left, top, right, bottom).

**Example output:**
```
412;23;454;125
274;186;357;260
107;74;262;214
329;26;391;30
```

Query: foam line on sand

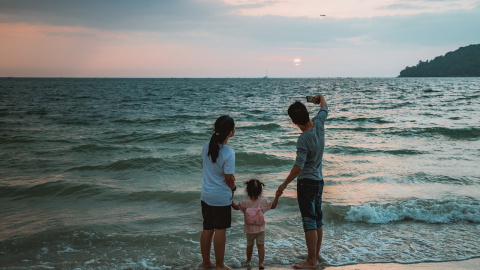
233;258;480;270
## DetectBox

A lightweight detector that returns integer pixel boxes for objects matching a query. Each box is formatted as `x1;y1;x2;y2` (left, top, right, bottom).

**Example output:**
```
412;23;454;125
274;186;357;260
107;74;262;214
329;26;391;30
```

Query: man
277;94;328;269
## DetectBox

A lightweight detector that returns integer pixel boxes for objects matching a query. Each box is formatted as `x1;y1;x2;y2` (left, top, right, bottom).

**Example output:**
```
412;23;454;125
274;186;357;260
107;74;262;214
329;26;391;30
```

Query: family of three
200;94;328;270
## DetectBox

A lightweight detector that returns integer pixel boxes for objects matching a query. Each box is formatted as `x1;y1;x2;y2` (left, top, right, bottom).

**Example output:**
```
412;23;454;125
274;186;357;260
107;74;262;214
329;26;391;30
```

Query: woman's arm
225;174;236;190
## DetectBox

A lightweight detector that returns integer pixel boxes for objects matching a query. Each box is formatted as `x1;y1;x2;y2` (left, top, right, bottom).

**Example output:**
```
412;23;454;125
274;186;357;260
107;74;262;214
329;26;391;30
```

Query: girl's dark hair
208;115;235;163
288;101;309;125
245;179;265;199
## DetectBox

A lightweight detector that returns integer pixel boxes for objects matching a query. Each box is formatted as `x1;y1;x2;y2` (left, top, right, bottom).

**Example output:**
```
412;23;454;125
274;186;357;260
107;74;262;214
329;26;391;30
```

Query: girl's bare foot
215;264;231;270
293;260;317;269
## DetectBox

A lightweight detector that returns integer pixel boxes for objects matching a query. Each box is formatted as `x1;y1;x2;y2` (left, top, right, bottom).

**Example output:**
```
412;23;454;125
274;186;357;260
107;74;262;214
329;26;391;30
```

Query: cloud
0;0;233;32
1;0;478;48
220;0;480;18
0;0;479;77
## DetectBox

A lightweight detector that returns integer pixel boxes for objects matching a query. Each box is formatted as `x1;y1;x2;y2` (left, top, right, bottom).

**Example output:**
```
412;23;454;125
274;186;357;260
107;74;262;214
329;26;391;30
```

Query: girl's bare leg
246;245;254;262
257;244;265;269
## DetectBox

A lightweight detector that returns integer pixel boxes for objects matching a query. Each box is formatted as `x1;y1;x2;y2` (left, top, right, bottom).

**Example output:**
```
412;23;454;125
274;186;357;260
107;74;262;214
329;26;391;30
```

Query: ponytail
208;115;235;163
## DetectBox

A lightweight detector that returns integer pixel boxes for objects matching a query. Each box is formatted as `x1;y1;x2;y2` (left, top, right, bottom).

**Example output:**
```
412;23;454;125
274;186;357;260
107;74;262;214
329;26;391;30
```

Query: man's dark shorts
201;200;231;230
297;179;324;232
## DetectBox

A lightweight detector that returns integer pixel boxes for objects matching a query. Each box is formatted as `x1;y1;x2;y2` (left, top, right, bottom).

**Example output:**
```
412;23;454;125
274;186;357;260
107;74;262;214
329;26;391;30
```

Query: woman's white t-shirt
201;141;235;206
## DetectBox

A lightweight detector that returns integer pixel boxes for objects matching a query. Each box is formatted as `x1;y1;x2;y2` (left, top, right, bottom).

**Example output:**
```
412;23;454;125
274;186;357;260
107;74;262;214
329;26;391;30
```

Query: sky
0;0;479;78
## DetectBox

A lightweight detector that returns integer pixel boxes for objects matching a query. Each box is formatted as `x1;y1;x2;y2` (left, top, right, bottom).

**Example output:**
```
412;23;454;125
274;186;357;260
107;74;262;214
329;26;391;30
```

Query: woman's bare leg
200;230;214;268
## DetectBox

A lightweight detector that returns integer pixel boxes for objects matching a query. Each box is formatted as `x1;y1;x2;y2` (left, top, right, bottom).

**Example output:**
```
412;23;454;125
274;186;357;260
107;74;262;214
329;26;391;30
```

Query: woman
200;115;236;270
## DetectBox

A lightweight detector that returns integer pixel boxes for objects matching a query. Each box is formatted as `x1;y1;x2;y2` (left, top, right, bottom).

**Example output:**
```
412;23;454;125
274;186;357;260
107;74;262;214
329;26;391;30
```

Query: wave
71;144;121;153
0;136;38;144
236;152;292;167
112;118;166;125
343;198;480;224
67;155;199;172
328;145;425;156
329;116;393;124
0;181;200;205
239;123;283;131
329;126;378;133
108;130;208;144
331;126;480;141
401;172;474;185
0;181;105;199
105;190;199;204
386;127;480;140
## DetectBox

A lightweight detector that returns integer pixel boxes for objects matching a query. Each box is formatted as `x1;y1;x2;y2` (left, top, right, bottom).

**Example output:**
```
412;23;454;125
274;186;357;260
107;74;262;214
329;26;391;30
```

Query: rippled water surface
1;78;479;269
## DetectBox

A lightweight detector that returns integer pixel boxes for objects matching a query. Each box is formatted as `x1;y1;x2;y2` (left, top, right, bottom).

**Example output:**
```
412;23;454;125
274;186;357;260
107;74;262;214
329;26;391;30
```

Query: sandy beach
234;258;480;270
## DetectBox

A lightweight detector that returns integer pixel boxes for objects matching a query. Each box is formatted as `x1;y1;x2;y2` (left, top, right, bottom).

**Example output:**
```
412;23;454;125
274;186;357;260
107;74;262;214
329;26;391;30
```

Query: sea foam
345;199;480;223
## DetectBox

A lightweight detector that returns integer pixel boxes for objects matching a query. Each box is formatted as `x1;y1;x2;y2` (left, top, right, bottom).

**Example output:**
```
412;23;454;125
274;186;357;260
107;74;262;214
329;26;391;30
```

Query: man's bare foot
293;260;317;269
215;264;232;270
200;260;214;269
317;255;326;263
259;263;265;269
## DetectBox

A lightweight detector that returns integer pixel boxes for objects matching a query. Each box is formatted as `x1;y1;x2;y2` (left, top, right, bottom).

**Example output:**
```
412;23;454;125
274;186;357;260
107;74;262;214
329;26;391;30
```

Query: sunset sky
1;0;479;78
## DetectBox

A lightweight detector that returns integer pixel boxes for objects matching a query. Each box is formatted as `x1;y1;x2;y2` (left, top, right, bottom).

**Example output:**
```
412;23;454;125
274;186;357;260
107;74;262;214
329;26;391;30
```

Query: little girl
232;179;281;269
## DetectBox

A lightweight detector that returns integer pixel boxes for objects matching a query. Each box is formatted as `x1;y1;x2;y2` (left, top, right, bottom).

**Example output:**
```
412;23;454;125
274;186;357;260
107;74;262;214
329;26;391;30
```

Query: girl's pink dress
238;198;272;234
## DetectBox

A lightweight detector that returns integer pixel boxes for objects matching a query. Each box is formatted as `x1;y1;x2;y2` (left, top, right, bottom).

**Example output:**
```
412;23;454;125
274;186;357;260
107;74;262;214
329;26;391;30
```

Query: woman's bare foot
200;260;214;269
293;260;317;269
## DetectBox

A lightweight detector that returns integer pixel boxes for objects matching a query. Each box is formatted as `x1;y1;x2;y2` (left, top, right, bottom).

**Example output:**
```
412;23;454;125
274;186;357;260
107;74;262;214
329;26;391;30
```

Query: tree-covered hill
399;44;480;77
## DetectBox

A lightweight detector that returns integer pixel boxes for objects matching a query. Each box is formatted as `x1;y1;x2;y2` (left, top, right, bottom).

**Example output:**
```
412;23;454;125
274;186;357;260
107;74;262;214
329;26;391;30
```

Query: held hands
231;201;239;210
276;183;287;198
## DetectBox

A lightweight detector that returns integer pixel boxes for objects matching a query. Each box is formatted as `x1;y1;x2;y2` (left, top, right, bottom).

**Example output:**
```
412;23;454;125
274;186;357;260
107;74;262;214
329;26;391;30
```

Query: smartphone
306;96;315;103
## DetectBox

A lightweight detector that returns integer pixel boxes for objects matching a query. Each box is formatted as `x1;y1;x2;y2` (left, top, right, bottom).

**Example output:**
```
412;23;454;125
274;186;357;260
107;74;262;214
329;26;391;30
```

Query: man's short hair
288;101;309;125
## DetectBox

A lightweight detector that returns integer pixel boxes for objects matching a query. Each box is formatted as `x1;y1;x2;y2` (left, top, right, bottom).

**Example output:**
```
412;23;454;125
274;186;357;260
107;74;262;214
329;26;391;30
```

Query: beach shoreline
231;258;480;270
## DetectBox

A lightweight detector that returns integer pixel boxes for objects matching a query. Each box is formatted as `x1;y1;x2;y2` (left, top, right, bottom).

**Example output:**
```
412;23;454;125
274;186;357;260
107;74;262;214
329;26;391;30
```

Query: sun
294;58;302;66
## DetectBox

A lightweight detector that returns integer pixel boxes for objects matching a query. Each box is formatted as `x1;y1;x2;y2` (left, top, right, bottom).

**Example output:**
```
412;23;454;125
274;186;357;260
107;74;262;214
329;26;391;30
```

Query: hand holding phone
306;96;319;103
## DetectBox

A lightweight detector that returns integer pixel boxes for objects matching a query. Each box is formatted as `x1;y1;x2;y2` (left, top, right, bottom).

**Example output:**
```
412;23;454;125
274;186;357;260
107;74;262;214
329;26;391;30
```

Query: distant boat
263;67;269;79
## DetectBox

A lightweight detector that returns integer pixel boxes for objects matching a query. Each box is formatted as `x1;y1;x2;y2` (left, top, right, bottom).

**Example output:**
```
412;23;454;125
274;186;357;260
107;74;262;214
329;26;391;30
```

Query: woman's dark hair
208;115;235;163
288;101;309;125
245;179;265;199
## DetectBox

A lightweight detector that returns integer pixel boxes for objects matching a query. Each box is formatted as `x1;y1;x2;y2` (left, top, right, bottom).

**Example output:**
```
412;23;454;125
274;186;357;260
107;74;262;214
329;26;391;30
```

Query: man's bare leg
200;229;214;268
316;226;323;262
293;229;317;269
213;229;231;270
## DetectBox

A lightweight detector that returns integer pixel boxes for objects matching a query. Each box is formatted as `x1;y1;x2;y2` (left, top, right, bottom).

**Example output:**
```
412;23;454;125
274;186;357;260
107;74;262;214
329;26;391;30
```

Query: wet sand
233;258;480;270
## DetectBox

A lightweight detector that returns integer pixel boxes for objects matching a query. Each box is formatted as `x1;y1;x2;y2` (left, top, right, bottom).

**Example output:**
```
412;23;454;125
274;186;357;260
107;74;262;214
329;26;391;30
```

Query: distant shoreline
399;44;480;77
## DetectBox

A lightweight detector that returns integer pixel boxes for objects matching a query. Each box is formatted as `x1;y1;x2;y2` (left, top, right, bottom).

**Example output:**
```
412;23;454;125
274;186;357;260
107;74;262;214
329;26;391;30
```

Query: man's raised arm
314;94;328;109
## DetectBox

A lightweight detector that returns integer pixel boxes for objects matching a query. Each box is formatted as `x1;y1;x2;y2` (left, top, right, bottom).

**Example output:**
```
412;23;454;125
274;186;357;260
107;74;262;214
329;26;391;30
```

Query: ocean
0;77;479;269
